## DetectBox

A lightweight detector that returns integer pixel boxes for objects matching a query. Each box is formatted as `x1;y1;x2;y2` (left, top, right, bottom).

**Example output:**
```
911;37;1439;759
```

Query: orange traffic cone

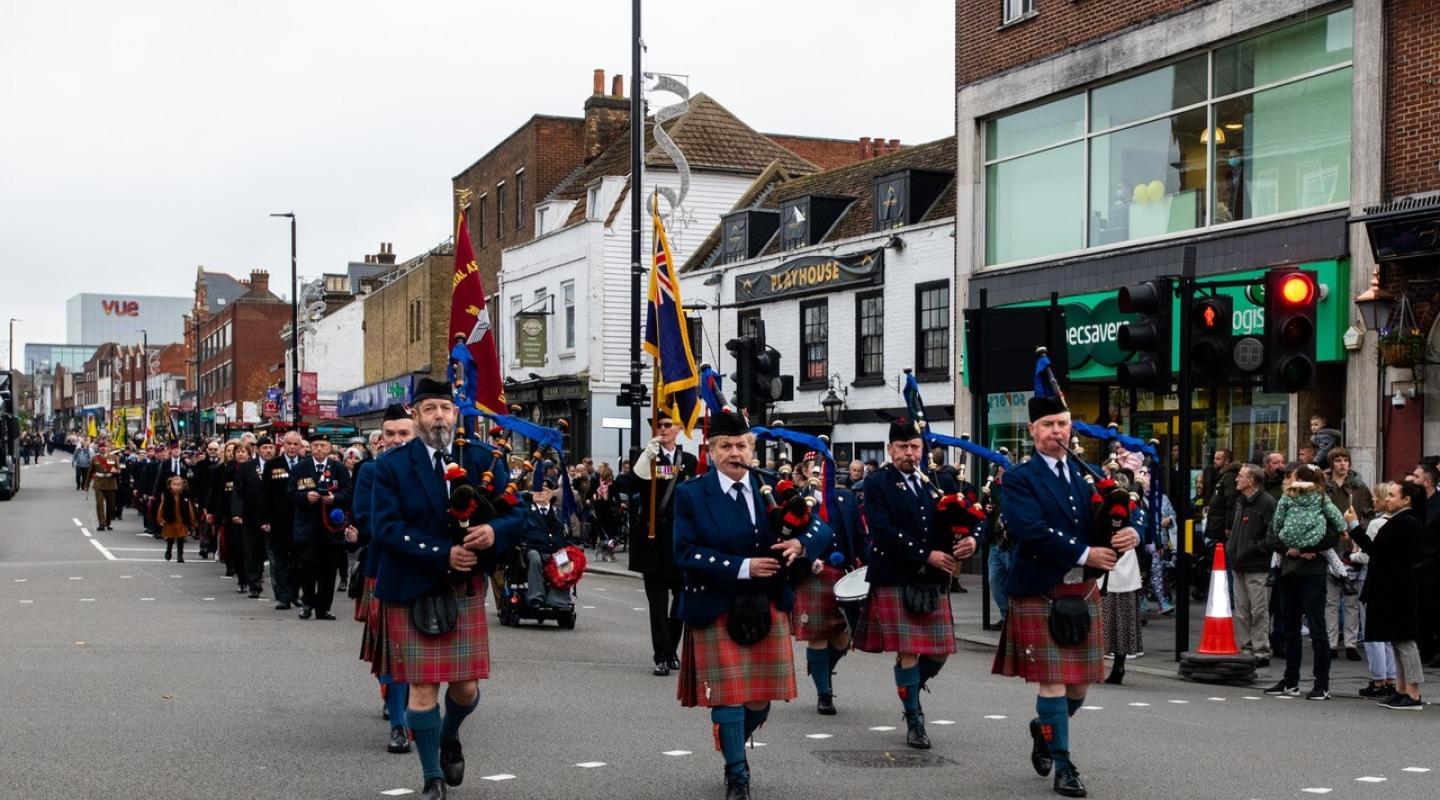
1196;543;1240;655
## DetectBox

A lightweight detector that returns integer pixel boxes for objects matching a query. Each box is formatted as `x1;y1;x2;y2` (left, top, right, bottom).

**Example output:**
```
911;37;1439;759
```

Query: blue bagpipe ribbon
751;425;838;520
1069;420;1164;544
452;380;578;523
697;365;725;414
902;371;1014;469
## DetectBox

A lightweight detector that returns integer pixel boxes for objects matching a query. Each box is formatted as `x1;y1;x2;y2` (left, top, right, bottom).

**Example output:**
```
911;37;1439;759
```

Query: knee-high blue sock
1036;696;1071;770
409;705;443;782
711;706;747;779
894;664;921;716
1066;696;1084;718
742;703;771;740
807;648;833;695
440;689;479;741
384;680;409;728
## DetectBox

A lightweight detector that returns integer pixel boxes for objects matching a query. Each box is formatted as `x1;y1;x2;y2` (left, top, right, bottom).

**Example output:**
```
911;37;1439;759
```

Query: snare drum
833;566;870;632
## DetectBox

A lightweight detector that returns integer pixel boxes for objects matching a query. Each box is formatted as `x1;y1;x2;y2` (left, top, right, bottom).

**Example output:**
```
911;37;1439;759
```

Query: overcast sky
0;1;955;368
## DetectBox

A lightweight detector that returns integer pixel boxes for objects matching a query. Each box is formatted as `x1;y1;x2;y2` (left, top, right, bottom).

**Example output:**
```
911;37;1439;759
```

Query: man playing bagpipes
786;448;864;716
289;431;353;621
990;354;1139;799
368;378;525;800
673;407;833;800
853;417;981;750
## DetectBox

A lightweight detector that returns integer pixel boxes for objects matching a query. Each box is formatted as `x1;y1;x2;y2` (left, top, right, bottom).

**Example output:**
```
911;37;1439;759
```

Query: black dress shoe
816;693;836;715
653;662;671;676
248;589;261;599
236;584;249;593
905;713;930;749
298;606;313;620
275;602;292;611
315;611;337;621
439;737;465;786
1053;763;1087;797
1346;647;1362;662
1104;667;1125;685
419;777;446;800
666;657;680;671
724;774;751;800
386;725;411;753
1029;718;1054;777
338;580;348;593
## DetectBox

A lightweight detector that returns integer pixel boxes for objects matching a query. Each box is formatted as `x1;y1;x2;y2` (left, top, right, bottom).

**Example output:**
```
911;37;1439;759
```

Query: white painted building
300;297;365;405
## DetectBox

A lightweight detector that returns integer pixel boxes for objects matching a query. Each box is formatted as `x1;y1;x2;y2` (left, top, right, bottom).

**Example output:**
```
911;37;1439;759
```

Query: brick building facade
195;270;289;432
360;242;455;386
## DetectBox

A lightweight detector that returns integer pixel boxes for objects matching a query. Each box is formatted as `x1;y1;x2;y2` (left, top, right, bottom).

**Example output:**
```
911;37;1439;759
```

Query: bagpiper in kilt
989;392;1138;799
354;403;417;755
789;452;865;716
370;380;526;800
673;409;832;800
853;418;976;751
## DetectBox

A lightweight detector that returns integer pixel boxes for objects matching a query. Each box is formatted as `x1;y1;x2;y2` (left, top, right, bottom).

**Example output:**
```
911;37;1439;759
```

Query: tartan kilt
791;564;849;641
358;577;378;663
376;576;490;685
853;585;957;656
354;575;374;622
991;580;1105;685
677;610;797;708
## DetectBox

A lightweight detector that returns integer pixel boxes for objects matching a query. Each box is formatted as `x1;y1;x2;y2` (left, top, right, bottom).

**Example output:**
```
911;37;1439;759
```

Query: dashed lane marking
379;790;413;797
582;606;596;609
868;726;897;731
806;734;833;739
1402;767;1431;773
1167;700;1189;704
120;575;132;579
81;529;92;538
1128;703;1151;707
574;762;606;768
169;575;183;578
203;598;215;601
78;598;94;602
1207;697;1225;701
983;715;1007;720
141;598;155;601
931;720;955;725
69;576;84;580
1356;777;1386;783
662;751;691;757
1242;696;1261;700
632;607;645;611
13;579;25;583
481;774;516;781
1081;706;1103;711
72;518;83;527
1301;789;1333;795
19;600;33;604
746;742;767;748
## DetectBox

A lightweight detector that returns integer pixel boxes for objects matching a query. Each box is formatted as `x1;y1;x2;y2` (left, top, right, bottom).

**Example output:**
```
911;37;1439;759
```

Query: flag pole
627;0;644;463
647;189;660;541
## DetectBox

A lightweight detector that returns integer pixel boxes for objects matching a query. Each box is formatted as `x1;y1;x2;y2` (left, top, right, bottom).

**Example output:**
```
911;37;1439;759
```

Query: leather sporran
727;591;773;646
410;584;459;636
903;582;941;615
1047;595;1091;646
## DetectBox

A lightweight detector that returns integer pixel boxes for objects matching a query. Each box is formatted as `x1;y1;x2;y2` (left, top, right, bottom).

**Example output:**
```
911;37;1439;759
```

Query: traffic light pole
1174;247;1196;661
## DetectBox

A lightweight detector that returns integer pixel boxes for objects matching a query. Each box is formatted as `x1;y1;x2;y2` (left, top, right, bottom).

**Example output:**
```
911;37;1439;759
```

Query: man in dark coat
290;432;352;620
624;409;698;676
261;430;304;609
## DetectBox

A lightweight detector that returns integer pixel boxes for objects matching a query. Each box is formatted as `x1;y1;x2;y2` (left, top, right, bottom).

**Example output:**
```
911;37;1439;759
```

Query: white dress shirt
716;470;760;578
1036;452;1090;567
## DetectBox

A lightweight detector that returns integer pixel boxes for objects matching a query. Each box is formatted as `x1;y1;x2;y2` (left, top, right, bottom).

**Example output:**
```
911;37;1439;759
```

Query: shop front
980;259;1350;503
337;372;428;433
504;376;590;462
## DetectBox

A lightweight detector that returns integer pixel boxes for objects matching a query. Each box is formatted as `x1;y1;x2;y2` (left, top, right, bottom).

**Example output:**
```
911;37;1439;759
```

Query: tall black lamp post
270;212;299;425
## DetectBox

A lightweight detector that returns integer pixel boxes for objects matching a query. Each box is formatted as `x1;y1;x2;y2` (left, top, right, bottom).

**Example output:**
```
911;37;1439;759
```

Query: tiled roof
549;93;822;226
683;136;955;268
202;271;248;312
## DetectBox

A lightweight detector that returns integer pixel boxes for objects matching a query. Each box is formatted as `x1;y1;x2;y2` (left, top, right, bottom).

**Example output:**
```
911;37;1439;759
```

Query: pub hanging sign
733;248;884;305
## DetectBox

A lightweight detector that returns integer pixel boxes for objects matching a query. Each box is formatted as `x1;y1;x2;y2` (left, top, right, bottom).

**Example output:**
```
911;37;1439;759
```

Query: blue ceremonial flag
643;198;702;436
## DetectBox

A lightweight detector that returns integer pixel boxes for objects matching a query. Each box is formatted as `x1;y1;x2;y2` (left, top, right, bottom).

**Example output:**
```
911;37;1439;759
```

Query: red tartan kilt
355;576;373;622
991;580;1105;686
791;564;848;641
677;610;797;708
852;585;957;656
377;577;491;685
358;578;378;663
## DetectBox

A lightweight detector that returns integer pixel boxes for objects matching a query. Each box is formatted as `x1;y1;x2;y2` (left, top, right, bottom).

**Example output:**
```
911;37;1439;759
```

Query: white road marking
662;750;691;756
869;726;897;731
632;607;645;611
72;518;83;527
141;598;155;601
594;588;606;592
203;597;215;601
746;742;766;748
1242;696;1261;700
1128;703;1151;707
574;762;606;768
169;574;183;578
983;715;1007;720
1081;706;1103;711
380;790;413;797
120;575;133;579
69;576;84;580
1301;789;1332;795
88;538;117;561
582;606;596;609
1355;777;1386;783
1167;700;1189;704
109;547;170;552
805;733;833;739
13;579;25;583
931;720;955;725
81;529;92;538
481;774;516;781
1207;697;1225;701
19;600;34;604
1402;767;1431;773
78;598;94;602
116;558;168;562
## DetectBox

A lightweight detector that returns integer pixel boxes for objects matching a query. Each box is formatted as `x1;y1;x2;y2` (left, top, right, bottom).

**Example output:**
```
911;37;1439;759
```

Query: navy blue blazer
370;438;525;604
288;456;352;546
1000;452;1093;597
672;469;832;627
861;465;952;586
824;486;865;567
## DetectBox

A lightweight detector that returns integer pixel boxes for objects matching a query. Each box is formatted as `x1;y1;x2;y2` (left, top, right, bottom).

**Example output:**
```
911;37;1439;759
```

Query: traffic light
1263;268;1318;392
177;417;186;430
1116;279;1172;392
1188;294;1233;381
726;335;756;414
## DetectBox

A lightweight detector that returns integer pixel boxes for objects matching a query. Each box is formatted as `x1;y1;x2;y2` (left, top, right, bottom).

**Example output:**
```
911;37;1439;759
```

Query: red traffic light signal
1188;295;1233;379
1263;268;1318;393
1193;298;1225;330
1278;273;1315;306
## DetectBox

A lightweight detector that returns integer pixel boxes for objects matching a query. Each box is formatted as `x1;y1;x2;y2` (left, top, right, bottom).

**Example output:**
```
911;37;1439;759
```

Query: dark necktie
434;452;448;497
908;475;922;497
731;483;747;520
1055;461;1067;483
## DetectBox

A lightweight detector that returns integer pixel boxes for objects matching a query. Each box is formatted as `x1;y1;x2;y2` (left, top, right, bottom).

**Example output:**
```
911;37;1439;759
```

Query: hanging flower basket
1378;332;1426;368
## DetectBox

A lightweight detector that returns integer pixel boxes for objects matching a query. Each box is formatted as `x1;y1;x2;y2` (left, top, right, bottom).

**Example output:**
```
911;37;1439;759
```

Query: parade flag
643;198;701;436
86;414;97;439
449;208;506;415
112;410;127;447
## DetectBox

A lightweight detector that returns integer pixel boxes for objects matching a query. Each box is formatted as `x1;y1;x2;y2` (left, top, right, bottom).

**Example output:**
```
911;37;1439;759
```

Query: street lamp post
270;212;299;426
138;329;148;443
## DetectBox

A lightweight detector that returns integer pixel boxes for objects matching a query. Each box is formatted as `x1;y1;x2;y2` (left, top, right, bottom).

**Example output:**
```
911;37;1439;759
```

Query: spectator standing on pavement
1323;447;1370;661
1406;462;1440;522
1353;482;1396;699
1264;464;1344;700
1344;482;1426;710
72;440;92;491
1228;464;1277;667
1262;452;1286;501
1205;449;1241;542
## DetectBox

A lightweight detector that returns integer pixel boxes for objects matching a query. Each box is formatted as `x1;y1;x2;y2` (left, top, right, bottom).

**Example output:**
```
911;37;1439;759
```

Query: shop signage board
516;313;548;368
733;249;884;305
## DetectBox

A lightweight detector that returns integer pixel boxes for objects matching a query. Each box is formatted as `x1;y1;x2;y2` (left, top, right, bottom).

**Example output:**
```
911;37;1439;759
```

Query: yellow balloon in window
1146;180;1165;203
1133;183;1148;204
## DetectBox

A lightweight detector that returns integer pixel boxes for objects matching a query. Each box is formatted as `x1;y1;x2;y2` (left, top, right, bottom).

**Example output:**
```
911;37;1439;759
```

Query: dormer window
873;169;954;231
719;209;779;264
780;195;853;251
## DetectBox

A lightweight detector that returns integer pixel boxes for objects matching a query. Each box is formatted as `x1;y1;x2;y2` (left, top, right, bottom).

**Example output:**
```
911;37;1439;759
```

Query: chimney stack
249;269;270;293
583;68;630;164
859;137;872;158
888;138;901;152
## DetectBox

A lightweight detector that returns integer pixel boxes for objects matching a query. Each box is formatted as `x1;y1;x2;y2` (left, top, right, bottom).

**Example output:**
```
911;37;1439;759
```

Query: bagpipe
758;477;820;586
440;460;521;592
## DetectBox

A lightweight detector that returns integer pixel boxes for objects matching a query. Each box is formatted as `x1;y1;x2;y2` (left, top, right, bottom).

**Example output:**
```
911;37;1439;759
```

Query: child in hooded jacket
1269;464;1348;579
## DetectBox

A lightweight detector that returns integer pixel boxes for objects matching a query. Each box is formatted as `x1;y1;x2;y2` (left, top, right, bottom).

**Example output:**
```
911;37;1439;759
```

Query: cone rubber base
1177;650;1258;684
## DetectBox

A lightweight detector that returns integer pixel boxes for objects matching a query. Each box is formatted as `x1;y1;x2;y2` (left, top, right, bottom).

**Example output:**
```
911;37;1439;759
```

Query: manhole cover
812;750;954;768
